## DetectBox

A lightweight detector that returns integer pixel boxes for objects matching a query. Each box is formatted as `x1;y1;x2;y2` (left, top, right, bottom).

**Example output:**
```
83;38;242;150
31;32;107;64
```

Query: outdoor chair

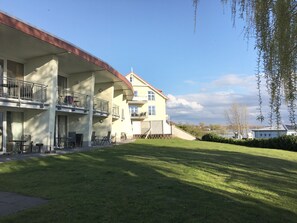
99;131;111;145
67;132;76;148
21;134;33;153
91;131;99;146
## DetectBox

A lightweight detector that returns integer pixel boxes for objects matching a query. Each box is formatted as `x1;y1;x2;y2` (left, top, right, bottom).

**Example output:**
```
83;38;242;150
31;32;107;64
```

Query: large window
0;59;3;77
148;106;156;115
0;60;3;95
0;112;3;152
148;91;155;101
58;75;67;89
7;60;24;80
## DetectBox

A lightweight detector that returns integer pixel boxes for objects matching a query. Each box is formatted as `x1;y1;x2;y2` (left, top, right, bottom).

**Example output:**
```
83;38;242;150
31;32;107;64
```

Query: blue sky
1;0;270;124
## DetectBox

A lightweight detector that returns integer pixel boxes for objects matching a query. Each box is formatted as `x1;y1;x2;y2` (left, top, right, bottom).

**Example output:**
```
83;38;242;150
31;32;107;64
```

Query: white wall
24;55;58;151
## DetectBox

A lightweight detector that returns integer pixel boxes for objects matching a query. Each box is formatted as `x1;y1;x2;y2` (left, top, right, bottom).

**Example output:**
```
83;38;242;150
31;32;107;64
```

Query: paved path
0;192;48;217
0;139;135;164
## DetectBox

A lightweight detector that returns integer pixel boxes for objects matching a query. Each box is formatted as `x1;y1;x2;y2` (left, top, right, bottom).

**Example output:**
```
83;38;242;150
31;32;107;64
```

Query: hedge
201;133;297;152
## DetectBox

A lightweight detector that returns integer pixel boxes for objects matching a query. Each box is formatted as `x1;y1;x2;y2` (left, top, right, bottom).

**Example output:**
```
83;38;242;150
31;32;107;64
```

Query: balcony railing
57;88;89;110
131;112;147;119
112;104;120;117
133;95;147;101
129;95;148;104
0;76;47;103
93;97;109;114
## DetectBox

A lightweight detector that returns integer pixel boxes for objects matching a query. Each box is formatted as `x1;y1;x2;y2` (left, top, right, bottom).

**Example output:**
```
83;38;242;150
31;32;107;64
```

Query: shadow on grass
0;140;297;223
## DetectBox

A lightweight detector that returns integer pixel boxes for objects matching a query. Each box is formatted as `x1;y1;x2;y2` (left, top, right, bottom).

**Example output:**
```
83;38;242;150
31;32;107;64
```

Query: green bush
202;133;297;152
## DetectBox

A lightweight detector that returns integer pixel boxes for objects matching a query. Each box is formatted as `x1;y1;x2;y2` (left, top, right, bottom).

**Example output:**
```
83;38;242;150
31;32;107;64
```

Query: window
148;106;156;115
148;91;155;101
121;109;125;120
134;91;138;97
0;59;3;77
58;75;67;89
7;60;24;80
0;60;3;90
129;106;138;115
130;76;133;82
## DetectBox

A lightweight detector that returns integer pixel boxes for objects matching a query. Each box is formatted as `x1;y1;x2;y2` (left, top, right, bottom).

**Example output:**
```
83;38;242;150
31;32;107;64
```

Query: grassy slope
0;139;296;223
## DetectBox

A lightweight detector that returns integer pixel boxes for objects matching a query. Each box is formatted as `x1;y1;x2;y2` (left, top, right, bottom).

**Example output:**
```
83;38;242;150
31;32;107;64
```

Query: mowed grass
0;139;297;223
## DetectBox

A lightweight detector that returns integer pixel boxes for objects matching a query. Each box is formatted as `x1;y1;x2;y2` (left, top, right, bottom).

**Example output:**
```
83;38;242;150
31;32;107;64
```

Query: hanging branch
193;0;297;127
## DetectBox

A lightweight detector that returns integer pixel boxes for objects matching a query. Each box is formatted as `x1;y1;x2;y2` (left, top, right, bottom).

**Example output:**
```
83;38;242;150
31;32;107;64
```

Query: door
54;115;67;147
0;112;3;152
6;111;24;152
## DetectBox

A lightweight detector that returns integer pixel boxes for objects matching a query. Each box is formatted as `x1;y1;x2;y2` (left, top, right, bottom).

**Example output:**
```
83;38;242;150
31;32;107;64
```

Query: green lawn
0;139;297;223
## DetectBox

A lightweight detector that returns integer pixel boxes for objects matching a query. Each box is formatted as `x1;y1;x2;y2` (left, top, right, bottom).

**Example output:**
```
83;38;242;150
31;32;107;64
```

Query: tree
225;103;249;138
193;0;297;127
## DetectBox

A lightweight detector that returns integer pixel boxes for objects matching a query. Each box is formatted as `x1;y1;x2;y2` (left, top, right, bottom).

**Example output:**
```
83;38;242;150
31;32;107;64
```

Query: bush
201;133;297;152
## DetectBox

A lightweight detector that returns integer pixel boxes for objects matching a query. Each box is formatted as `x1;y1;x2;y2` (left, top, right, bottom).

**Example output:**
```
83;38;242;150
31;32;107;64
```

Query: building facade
0;12;133;153
126;72;171;137
252;125;297;139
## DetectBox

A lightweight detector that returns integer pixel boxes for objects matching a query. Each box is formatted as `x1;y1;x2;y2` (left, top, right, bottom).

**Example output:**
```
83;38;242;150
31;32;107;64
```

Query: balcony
112;104;120;119
56;88;89;113
93;97;109;117
130;112;147;120
128;95;147;105
0;76;47;109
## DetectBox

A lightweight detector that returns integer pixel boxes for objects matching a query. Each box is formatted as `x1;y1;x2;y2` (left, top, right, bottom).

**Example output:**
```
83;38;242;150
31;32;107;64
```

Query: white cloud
167;94;203;111
167;73;273;124
213;74;255;88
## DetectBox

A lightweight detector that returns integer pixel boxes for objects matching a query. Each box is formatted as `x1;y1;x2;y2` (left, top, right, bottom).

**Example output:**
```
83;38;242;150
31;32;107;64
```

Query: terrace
93;97;109;117
56;88;89;113
0;76;47;109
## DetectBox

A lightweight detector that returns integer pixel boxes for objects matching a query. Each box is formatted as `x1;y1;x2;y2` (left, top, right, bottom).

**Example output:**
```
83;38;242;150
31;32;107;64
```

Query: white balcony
128;95;147;104
56;88;89;114
93;97;109;117
0;76;47;109
130;112;147;120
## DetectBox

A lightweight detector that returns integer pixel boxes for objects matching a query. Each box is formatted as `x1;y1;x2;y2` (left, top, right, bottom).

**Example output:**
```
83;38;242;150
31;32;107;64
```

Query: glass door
6;111;24;152
54;115;67;148
0;112;3;152
0;59;3;97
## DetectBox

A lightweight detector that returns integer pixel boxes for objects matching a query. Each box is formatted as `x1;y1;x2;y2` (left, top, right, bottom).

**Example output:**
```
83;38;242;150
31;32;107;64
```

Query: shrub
201;133;297;152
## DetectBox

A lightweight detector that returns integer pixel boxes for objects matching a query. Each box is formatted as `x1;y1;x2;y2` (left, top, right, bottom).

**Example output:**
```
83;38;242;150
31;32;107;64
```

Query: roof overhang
0;11;133;100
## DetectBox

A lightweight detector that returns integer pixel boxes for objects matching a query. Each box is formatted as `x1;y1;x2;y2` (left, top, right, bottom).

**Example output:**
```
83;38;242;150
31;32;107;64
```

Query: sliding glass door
54;115;67;147
0;112;3;152
6;111;24;152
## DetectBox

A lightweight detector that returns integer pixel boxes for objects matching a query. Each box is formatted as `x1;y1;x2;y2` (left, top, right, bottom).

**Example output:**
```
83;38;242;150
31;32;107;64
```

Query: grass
0;139;297;223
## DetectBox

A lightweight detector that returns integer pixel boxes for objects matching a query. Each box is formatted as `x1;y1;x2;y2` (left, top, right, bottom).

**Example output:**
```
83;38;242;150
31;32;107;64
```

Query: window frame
148;105;156;116
148;91;155;101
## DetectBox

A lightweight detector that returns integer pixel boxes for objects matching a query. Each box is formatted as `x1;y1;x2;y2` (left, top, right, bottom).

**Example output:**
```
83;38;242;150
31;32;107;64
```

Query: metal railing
112;104;120;117
131;112;147;118
56;88;89;109
0;76;47;103
93;97;109;114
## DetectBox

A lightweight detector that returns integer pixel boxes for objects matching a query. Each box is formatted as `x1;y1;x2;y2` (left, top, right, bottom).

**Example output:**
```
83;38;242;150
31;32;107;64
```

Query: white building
252;124;297;139
126;72;172;138
0;12;133;153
